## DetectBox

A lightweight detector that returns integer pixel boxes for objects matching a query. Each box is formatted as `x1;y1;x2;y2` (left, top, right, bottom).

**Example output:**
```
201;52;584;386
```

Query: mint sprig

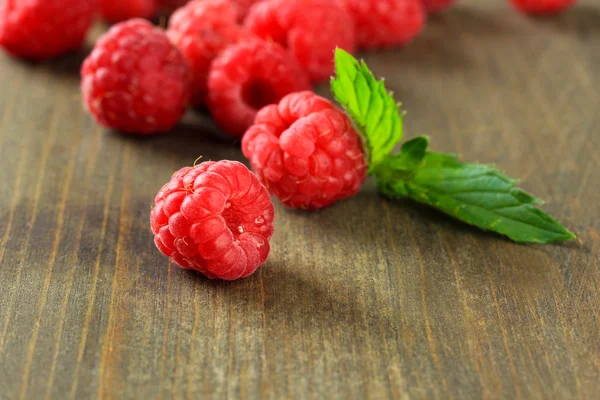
331;49;575;244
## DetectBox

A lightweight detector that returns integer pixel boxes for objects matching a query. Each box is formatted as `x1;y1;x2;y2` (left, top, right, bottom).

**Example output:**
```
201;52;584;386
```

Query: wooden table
1;1;599;399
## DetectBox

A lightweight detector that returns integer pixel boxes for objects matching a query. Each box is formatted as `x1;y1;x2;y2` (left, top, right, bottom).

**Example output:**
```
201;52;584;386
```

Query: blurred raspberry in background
0;0;96;60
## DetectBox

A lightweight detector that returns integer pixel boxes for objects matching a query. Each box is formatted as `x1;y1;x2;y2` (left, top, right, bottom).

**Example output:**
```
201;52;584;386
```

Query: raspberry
244;0;355;83
207;39;311;138
0;0;95;60
167;0;255;105
99;0;158;22
242;92;367;210
509;0;576;14
151;160;275;280
421;0;457;13
81;19;191;135
343;0;426;49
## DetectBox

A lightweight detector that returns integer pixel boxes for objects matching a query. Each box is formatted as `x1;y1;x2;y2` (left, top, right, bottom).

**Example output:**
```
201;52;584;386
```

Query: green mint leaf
387;136;428;172
375;136;429;182
331;48;403;168
378;151;575;244
331;50;574;243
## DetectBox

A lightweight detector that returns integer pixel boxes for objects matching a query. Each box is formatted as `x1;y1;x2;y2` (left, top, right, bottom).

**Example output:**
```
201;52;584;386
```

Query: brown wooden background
1;1;599;399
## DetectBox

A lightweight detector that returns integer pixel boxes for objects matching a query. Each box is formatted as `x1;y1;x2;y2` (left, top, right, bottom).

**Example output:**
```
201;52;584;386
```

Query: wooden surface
1;1;599;399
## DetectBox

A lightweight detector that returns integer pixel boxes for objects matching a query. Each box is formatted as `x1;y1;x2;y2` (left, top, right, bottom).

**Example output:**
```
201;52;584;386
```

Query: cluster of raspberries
0;0;579;279
77;0;430;137
149;91;367;279
0;0;578;61
1;0;578;133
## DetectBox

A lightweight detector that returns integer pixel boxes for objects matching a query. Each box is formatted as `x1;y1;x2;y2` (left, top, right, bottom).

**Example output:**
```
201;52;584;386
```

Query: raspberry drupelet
151;160;275;280
244;0;355;83
207;39;311;138
0;0;95;60
343;0;426;49
242;92;367;210
81;19;191;135
167;0;255;105
98;0;158;22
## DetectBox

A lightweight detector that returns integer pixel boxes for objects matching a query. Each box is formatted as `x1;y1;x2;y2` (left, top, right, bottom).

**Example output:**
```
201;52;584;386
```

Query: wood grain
1;1;599;399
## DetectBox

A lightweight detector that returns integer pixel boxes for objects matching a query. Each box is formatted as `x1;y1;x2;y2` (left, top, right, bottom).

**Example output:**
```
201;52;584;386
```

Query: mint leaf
386;136;428;172
330;49;574;243
375;136;428;182
331;48;403;168
378;150;575;243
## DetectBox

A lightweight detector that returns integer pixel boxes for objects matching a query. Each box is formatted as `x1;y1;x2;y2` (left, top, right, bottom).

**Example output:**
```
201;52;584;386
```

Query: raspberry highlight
151;160;275;280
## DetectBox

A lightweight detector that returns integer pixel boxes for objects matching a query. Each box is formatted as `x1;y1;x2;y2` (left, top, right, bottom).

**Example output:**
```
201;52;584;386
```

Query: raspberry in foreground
244;0;355;83
421;0;457;13
167;0;255;105
343;0;426;49
151;160;275;280
81;19;191;135
0;0;95;60
242;92;367;210
208;39;311;138
509;0;576;14
99;0;158;22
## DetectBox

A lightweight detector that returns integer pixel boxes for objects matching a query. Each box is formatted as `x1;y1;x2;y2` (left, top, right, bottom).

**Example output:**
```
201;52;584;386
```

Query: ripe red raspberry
0;0;95;60
343;0;426;49
208;39;311;138
509;0;576;14
81;19;191;135
151;160;275;280
244;0;355;83
242;92;367;210
167;0;255;105
421;0;457;13
99;0;158;22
